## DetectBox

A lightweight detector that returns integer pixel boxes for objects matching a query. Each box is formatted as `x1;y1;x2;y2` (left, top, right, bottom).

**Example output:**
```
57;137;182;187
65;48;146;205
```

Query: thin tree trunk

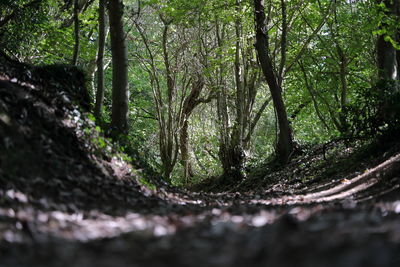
254;0;293;164
397;29;400;82
161;20;178;181
214;19;232;176
397;0;400;82
94;0;106;120
179;77;205;183
72;0;80;65
278;0;287;85
395;0;399;82
338;46;349;133
299;61;331;131
284;0;334;75
331;6;349;134
108;0;129;134
230;0;245;179
135;18;178;182
243;96;272;145
242;69;258;147
180;119;191;183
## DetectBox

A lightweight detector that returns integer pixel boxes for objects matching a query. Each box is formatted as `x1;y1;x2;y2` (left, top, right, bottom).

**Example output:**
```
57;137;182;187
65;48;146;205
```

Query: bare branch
284;0;335;75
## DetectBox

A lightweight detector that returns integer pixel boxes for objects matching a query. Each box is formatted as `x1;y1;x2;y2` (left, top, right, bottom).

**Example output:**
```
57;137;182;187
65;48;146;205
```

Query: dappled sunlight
209;208;278;228
0;187;286;244
377;201;400;215
0;206;175;242
2;0;400;264
0;204;283;244
1;151;399;246
242;153;400;206
38;211;175;240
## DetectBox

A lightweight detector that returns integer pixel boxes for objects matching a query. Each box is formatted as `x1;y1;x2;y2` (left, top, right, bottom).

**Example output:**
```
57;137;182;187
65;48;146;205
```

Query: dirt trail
1;56;400;266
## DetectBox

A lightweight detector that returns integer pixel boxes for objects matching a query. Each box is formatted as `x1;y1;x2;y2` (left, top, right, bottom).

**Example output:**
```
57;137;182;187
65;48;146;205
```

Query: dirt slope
1;55;400;267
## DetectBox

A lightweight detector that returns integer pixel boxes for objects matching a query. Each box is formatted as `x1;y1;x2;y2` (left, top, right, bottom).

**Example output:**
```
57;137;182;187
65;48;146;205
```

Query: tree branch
284;0;334;75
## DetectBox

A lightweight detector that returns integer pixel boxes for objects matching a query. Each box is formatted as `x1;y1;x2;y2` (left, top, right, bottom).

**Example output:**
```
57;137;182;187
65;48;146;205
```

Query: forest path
1;147;400;267
1;57;400;266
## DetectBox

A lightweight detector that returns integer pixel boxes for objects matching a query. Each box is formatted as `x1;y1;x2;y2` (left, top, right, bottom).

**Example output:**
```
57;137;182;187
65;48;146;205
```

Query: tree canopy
1;0;399;185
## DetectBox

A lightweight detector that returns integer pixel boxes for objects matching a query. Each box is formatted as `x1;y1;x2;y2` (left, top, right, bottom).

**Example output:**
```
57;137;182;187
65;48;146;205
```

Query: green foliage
3;0;399;186
0;0;49;55
137;176;157;191
347;81;400;137
373;0;400;49
1;0;98;65
113;126;160;177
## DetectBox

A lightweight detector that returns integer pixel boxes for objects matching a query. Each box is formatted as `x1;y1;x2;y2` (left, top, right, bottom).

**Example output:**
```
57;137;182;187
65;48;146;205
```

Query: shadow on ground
1;54;400;267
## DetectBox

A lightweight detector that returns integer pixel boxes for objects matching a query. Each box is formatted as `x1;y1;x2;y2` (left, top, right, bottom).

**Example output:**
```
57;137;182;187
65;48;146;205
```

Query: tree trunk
213;17;244;180
229;0;245;179
179;77;204;183
161;21;179;181
397;28;400;82
377;36;398;81
94;0;106;120
179;119;193;183
72;0;80;65
396;0;400;82
108;0;129;134
254;0;293;164
377;0;399;81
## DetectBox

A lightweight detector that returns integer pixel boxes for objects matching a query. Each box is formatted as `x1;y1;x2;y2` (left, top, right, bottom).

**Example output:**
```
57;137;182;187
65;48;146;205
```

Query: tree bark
254;0;293;164
94;0;106;120
397;0;400;82
72;0;80;65
278;0;287;84
108;0;129;134
179;77;205;183
213;19;232;176
160;21;179;181
397;29;400;82
230;0;245;179
213;17;245;180
330;6;349;134
377;0;399;81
